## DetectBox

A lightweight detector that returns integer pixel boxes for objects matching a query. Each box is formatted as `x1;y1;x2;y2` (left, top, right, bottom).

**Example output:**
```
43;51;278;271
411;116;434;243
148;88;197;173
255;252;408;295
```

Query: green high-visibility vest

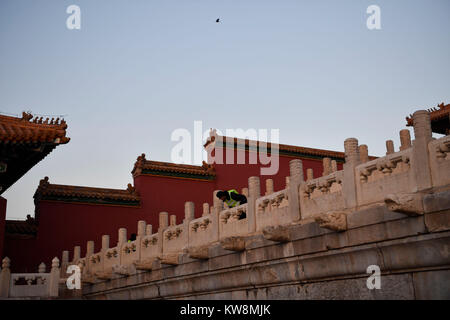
225;189;240;208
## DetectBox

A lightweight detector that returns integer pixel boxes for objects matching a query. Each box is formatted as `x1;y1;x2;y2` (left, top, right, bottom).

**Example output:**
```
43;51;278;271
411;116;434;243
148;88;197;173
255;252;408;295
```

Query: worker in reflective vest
128;233;137;243
216;190;247;219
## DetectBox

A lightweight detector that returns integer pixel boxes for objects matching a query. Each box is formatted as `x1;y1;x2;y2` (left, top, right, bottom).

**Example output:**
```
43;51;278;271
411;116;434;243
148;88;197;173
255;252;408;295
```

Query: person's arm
230;192;247;203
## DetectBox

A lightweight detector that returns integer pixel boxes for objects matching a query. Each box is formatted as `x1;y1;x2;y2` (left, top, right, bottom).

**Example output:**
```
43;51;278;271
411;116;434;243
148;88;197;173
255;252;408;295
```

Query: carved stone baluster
386;140;395;155
0;257;11;298
169;215;176;227
248;176;261;233
265;179;274;195
306;168;314;181
359;144;369;163
331;160;338;172
49;257;60;297
145;224;153;236
399;129;411;151
202;203;210;217
343;138;360;209
289;159;303;221
322;157;331;176
411;110;433;190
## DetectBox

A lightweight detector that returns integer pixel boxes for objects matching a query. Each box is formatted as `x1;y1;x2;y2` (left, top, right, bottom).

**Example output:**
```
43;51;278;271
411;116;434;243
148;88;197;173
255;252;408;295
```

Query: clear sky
1;0;449;219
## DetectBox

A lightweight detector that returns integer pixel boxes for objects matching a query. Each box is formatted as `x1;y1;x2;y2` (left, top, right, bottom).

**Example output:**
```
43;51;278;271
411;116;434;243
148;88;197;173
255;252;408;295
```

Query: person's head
216;191;228;201
130;233;137;241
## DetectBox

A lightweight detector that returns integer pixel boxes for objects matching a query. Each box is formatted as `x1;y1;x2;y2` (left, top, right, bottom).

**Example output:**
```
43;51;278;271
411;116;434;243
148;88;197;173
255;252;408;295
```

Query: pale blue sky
1;0;449;219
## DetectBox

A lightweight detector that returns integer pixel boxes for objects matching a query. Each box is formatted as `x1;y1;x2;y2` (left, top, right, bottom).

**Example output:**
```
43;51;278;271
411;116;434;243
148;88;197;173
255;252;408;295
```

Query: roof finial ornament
21;111;33;121
202;161;215;174
209;128;217;137
40;176;50;187
127;183;135;193
136;153;147;166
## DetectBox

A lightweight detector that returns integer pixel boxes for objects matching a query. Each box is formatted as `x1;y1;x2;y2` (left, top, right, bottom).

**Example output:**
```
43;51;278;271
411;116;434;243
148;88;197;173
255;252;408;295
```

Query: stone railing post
322;157;331;176
145;225;153;236
117;228;127;267
73;246;81;264
359;145;369;163
331;160;338;172
87;241;94;258
248;176;260;233
202;203;210;217
37;263;45;285
386;140;395;155
265;179;274;195
159;212;169;231
306;168;314;181
158;212;169;254
137;220;146;258
343;138;360;209
184;202;195;250
49;257;60;298
210;191;222;242
102;235;110;252
85;241;94;275
99;235;109;275
137;220;146;238
38;262;46;273
60;250;69;278
289;159;303;221
213;190;223;211
169;215;177;226
118;228;127;247
400;129;412;151
285;176;290;189
0;257;11;298
62;251;69;267
184;202;195;223
411;110;433;190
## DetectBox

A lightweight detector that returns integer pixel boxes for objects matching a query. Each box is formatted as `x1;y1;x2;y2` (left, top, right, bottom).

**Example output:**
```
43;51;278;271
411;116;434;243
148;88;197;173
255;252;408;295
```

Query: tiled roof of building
0;112;71;194
0;112;70;144
132;153;216;179
34;177;141;205
5;219;38;239
204;133;347;160
406;102;450;135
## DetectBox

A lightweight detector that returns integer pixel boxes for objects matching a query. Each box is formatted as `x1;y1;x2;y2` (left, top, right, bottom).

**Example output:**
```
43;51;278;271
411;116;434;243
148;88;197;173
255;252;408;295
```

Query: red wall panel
0;197;6;261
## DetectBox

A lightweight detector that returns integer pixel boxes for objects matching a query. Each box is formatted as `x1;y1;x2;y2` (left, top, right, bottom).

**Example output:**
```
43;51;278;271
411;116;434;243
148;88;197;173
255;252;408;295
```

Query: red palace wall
4;201;143;272
134;175;215;227
3;238;39;273
3;147;343;272
0;197;6;261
